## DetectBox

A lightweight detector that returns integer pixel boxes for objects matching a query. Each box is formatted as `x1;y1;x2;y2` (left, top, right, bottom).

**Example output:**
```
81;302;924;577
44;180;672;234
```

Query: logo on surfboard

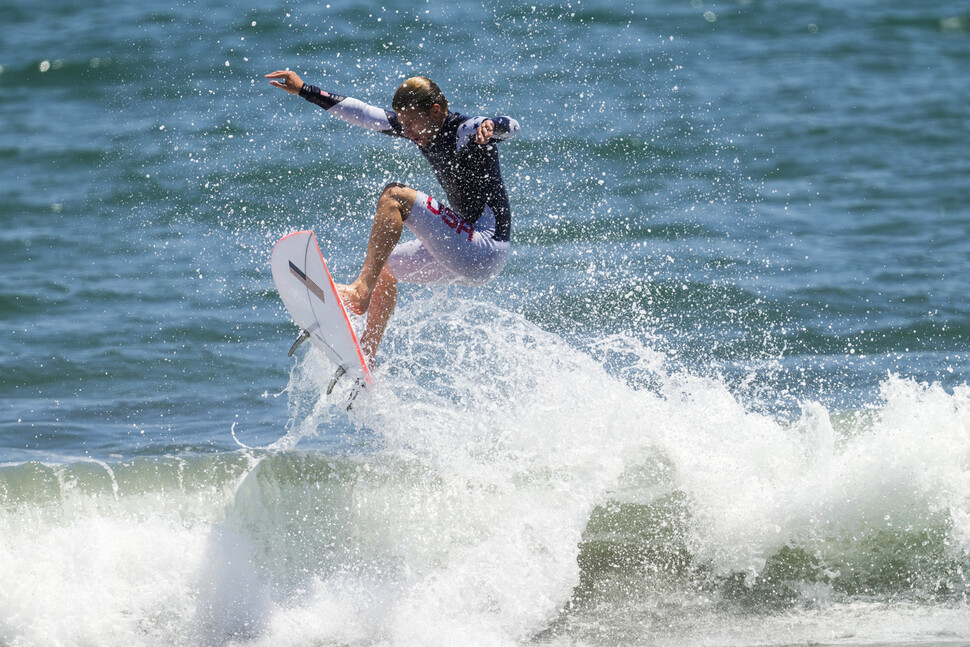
288;260;327;304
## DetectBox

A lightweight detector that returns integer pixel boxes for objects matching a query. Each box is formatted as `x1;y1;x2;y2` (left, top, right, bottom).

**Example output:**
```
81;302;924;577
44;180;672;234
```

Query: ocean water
2;0;970;645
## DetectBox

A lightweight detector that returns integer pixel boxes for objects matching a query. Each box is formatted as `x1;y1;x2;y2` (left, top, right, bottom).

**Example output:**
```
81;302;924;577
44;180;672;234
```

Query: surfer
266;70;519;364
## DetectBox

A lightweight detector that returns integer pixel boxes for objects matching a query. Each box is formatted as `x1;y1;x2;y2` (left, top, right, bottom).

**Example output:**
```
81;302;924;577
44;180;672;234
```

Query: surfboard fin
287;329;311;357
345;377;365;410
326;365;347;395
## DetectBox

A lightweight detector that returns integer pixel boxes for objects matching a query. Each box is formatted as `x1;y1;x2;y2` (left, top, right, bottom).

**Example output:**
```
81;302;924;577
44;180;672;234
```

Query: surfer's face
397;105;443;146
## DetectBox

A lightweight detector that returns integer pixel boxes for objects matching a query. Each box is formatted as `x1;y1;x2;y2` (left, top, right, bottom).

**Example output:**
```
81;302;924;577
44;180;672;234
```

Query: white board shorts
387;191;510;287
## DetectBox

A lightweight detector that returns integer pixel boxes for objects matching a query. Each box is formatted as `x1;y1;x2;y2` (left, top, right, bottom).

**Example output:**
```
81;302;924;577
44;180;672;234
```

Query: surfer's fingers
269;81;300;95
265;70;301;82
265;70;303;94
475;119;494;144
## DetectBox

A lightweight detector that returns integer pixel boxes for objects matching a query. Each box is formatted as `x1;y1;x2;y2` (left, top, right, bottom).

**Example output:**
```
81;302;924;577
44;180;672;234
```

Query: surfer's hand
265;70;303;96
475;119;494;144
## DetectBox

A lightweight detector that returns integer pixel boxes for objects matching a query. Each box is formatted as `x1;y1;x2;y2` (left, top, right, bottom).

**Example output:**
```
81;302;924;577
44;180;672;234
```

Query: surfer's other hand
475;119;494;144
265;70;303;95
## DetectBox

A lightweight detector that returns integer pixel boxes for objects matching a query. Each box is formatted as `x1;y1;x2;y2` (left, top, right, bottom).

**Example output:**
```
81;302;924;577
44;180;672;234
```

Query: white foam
0;501;210;645
654;372;970;581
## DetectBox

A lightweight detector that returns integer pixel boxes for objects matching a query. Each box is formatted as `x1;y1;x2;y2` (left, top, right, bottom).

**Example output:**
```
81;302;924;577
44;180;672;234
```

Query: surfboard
271;231;372;401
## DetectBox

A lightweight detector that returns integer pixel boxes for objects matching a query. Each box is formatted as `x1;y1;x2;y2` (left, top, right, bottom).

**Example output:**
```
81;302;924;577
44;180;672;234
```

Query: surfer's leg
340;183;415;314
358;264;397;365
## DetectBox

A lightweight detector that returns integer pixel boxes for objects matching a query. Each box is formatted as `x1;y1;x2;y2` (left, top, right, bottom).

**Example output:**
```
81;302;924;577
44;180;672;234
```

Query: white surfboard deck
271;230;372;389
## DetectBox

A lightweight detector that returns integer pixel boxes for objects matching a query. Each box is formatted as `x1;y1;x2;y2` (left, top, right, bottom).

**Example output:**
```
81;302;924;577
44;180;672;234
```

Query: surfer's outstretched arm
266;70;405;137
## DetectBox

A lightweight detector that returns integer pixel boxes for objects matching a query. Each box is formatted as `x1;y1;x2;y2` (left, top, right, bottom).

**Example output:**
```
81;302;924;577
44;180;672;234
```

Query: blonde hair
392;76;448;113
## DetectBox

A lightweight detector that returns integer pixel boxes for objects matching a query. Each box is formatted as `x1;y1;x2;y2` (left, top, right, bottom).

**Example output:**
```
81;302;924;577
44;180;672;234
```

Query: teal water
2;1;970;645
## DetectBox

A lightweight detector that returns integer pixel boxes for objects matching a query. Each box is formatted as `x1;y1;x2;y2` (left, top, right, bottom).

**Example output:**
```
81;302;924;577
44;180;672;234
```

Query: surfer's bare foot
336;281;370;314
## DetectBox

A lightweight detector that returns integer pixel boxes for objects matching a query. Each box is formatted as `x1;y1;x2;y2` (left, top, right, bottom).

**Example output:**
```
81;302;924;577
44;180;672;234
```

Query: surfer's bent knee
380;182;417;220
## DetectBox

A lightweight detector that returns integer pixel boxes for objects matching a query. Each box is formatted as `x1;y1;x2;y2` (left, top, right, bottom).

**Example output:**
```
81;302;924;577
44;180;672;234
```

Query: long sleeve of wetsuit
299;83;405;137
454;116;521;151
